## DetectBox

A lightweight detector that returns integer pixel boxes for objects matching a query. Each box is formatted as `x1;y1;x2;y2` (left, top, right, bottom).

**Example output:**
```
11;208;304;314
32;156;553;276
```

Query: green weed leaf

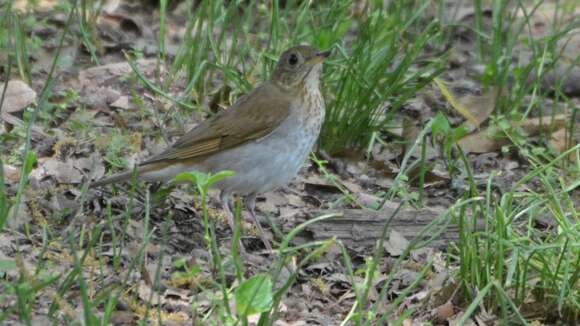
173;171;198;185
235;273;273;316
431;112;451;136
23;151;36;175
207;170;235;186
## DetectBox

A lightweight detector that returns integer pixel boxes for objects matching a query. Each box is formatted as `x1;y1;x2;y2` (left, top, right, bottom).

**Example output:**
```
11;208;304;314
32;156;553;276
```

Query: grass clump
453;144;580;323
320;1;446;153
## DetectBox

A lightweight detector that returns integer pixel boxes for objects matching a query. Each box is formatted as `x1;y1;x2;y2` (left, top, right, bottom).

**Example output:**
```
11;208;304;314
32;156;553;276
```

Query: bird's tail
90;162;173;188
89;170;138;188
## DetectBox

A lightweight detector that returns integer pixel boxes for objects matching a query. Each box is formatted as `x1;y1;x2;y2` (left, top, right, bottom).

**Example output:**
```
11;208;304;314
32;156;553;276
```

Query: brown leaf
406;163;450;188
13;0;59;12
30;158;84;184
102;0;121;13
0;80;36;114
355;192;382;208
383;230;409;256
6;194;32;231
78;59;157;89
549;128;570;153
302;174;342;194
549;127;578;163
95;10;155;54
256;195;279;214
286;193;305;207
3;164;21;183
402;115;421;156
457;128;505;153
137;280;161;305
458;114;569;153
74;155;106;181
519;114;568;134
110;311;136;325
110;95;136;110
81;87;121;111
1;111;50;140
435;301;456;321
459;88;502;129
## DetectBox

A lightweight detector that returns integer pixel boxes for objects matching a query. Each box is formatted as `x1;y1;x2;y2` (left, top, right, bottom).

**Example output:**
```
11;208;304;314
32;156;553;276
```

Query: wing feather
140;83;291;166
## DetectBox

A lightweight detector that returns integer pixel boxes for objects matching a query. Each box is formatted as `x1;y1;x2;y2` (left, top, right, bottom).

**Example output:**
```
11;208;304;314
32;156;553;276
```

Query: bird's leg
220;191;246;255
245;193;273;252
220;191;235;233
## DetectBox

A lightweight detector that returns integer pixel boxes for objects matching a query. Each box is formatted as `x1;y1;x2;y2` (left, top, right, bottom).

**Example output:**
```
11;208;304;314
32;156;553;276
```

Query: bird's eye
288;53;299;66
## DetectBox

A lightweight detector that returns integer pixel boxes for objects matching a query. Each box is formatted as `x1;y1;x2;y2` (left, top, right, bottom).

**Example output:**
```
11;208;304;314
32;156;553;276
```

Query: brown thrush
91;45;330;251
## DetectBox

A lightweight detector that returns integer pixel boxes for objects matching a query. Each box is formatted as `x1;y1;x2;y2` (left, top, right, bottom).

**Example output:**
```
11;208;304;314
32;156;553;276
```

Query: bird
91;45;330;251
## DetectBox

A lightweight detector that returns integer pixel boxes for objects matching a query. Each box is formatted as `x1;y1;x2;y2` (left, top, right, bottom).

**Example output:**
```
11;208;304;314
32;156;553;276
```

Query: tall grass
321;1;446;153
437;0;579;321
452;144;580;323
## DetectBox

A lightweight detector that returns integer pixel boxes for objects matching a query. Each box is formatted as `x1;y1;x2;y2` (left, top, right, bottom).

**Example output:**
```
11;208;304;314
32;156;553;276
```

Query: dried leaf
459;88;501;129
549;128;570;153
1;111;50;140
458;114;569;153
519;114;568;134
449;312;478;326
78;59;157;88
137;280;161;305
402;114;422;156
13;0;59;12
435;301;456;321
81;87;121;111
6;194;32;231
110;311;136;325
30;158;84;184
97;14;140;47
302;174;342;194
110;95;136;110
383;230;409;256
457;128;505;153
0;80;36;113
102;0;121;14
549;127;578;163
3;164;20;183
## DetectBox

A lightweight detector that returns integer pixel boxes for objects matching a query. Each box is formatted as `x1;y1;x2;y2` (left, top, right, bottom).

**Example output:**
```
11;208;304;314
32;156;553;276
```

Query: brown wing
140;82;292;165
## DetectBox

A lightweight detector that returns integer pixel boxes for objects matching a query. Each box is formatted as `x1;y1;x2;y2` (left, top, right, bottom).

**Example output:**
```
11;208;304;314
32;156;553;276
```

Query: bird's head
271;45;331;90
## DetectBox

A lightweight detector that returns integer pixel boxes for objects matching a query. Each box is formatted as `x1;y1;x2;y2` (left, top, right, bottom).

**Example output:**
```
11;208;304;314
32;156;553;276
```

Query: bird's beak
306;50;332;65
